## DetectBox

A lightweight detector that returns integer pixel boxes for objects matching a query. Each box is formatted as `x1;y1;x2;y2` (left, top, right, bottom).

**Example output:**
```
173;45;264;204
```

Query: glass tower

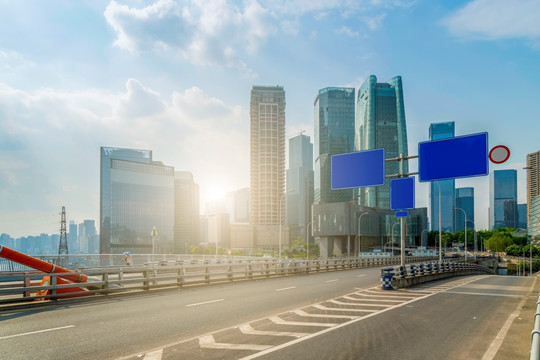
100;147;174;254
455;187;474;232
314;87;355;204
429;122;455;232
250;86;286;226
490;169;518;229
356;75;408;209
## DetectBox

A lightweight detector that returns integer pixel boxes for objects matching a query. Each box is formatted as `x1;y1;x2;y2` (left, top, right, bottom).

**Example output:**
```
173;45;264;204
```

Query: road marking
199;335;272;351
346;295;403;302
445;291;522;298
143;349;163;360
481;276;537;360
330;299;391;307
293;309;357;320
312;304;377;313
357;274;366;277
275;286;296;291
238;324;308;338
269;316;336;327
186;298;224;307
0;325;75;340
325;279;339;283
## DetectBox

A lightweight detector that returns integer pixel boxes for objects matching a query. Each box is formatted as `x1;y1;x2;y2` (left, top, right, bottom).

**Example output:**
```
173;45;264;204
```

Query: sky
1;0;539;237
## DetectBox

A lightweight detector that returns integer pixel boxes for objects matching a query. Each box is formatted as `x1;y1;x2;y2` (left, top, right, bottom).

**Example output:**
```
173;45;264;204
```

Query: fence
531;289;540;360
0;256;435;306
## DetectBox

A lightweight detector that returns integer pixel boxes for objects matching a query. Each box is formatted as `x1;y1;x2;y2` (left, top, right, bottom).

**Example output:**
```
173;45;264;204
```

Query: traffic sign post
331;149;385;190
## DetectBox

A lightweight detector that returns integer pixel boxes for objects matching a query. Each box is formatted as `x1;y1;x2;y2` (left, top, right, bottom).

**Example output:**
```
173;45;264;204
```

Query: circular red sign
489;145;510;164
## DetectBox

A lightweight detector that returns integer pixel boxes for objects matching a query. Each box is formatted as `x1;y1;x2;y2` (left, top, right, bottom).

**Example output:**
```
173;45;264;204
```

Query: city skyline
1;0;539;237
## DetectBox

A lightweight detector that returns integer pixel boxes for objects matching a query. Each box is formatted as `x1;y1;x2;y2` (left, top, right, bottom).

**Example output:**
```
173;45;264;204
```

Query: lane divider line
325;279;339;283
275;286;296;291
186;299;224;307
0;325;75;340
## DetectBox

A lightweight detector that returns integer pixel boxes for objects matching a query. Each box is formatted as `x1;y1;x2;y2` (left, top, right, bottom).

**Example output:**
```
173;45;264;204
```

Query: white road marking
312;304;377;313
269;316;336;327
330;299;391;307
293;309;357;320
0;325;75;340
238;324;308;338
275;286;296;291
199;335;272;351
346;295;403;302
143;349;163;360
186;298;224;307
445;291;522;298
357;274;366;277
325;279;339;283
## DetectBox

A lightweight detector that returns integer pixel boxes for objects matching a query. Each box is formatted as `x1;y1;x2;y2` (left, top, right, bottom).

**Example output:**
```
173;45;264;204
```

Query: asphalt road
0;268;536;360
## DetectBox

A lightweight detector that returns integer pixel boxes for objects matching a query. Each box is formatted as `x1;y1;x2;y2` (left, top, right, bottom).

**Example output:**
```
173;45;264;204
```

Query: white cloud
336;25;360;37
442;0;540;41
363;13;386;31
0;80;249;237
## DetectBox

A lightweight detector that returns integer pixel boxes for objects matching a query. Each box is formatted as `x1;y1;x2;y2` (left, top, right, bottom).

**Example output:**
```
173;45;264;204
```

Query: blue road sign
418;132;488;182
331;148;385;190
390;177;415;210
395;211;409;218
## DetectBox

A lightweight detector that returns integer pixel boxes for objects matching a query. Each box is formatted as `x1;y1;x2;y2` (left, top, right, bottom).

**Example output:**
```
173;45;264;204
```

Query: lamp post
307;220;313;260
434;182;442;262
357;212;368;255
279;189;294;258
454;207;467;261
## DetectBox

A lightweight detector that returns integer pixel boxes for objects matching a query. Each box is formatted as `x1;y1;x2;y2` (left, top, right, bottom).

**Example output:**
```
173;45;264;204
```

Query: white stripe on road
293;309;357;320
199;335;272;351
312;304;377;313
238;324;308;338
446;291;522;298
143;349;163;360
330;299;391;307
325;279;339;283
186;299;224;307
269;316;336;327
0;325;75;340
357;274;366;277
275;286;296;291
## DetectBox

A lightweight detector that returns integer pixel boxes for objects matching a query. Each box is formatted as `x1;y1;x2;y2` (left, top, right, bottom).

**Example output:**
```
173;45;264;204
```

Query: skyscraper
68;220;78;254
250;86;286;227
286;133;314;241
490;169;518;229
174;171;200;254
429;122;455;232
314;87;355;204
356;76;408;209
455;187;474;232
100;147;174;254
526;150;540;227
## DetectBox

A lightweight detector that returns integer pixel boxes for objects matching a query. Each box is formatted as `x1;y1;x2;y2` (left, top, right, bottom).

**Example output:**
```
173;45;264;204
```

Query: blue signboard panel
395;211;409;218
418;132;488;182
390;177;415;210
331;148;385;190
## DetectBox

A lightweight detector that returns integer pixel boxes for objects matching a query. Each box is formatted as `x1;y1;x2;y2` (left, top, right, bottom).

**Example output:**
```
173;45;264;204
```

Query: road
0;268;536;359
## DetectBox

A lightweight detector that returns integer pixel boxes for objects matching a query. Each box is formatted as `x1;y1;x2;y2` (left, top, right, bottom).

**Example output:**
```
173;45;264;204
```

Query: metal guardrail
0;256;436;305
531;289;540;360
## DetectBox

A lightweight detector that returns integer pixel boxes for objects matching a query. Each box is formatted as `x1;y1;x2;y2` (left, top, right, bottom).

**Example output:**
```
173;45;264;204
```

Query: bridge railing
531;288;540;360
0;255;436;305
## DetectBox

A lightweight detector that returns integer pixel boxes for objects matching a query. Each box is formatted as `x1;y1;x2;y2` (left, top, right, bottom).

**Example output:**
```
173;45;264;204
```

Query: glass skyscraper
490;169;518;229
429;122;455;232
455;187;474;232
314;87;355;204
100;147;174;254
174;171;199;254
356;76;408;209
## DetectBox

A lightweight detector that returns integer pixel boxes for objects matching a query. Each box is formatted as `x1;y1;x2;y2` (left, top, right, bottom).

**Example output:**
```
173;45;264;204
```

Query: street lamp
454;207;467;261
434;182;442;262
357;212;369;255
307;220;313;260
279;189;294;258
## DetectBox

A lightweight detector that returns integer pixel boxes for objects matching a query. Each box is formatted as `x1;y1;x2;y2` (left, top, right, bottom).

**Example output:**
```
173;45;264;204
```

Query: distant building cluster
4;78;540;256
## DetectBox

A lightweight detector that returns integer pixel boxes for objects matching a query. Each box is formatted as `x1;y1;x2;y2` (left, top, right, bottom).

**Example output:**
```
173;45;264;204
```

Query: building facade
100;147;174;254
174;171;200;254
314;87;356;204
527;150;540;228
455;187;474;232
286;133;314;243
429;122;455;232
490;169;518;229
356;76;408;209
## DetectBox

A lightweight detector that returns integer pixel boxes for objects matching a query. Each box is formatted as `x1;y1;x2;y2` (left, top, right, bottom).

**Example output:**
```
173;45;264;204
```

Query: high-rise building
249;86;286;227
356;76;408;209
314;87;355;204
286;133;314;242
68;220;78;254
429;122;455;232
225;188;250;223
526;150;540;228
79;220;96;254
174;171;200;254
100;147;174;254
490;169;518;229
518;203;527;229
455;187;474;232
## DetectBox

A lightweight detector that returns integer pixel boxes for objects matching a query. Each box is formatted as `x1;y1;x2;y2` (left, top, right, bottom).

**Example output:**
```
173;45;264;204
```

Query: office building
250;86;286;250
286;133;314;242
455;187;474;232
79;220;96;254
518;203;527;229
314;87;355;204
490;169;518;229
526;150;540;227
100;147;174;254
174;171;200;254
429;122;455;232
225;188;250;224
356;76;408;209
68;220;78;254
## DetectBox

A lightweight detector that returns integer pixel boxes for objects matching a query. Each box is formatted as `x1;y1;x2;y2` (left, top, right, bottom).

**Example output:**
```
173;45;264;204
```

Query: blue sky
1;0;539;237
